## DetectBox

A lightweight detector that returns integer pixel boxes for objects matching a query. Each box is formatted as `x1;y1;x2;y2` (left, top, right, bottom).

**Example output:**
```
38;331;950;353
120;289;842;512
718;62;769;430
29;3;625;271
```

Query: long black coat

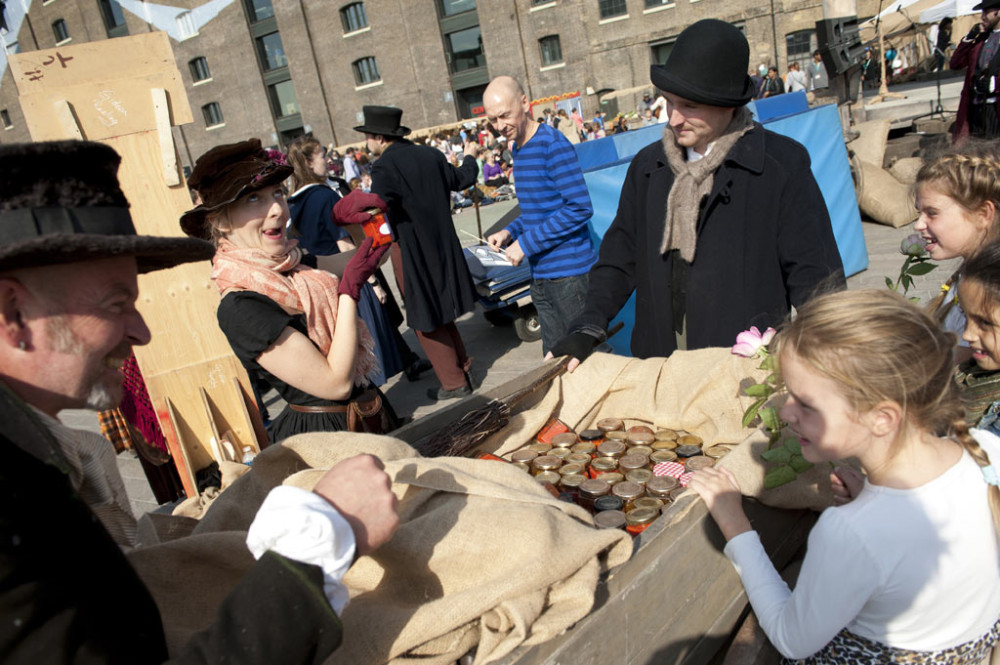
0;383;342;665
576;124;844;358
371;141;478;332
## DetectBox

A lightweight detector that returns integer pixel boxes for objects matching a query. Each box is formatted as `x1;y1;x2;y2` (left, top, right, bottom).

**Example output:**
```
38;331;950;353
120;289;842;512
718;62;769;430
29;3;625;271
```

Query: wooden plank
151;87;181;186
10;32;192;141
158;397;197;498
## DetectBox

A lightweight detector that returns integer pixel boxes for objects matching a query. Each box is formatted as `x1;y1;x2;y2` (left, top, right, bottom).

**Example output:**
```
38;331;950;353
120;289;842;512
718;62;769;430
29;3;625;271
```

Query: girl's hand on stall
688;467;752;541
830;466;865;506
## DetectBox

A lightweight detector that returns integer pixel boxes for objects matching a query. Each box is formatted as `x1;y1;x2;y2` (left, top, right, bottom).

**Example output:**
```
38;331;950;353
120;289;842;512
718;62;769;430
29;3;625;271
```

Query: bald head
484;76;537;147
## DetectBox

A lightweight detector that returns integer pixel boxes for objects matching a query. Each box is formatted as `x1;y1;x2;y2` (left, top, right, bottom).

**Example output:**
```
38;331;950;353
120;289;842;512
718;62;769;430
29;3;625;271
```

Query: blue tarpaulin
577;100;867;355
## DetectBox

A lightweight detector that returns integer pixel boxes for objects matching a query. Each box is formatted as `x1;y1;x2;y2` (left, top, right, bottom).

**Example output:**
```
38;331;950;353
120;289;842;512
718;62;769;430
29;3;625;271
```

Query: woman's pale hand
688;467;753;541
830;466;864;505
372;283;387;304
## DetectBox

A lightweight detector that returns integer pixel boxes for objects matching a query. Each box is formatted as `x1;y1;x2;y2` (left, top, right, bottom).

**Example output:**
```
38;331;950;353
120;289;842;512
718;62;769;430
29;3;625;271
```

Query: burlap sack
128;433;632;665
888;156;923;185
847;118;891;166
857;159;918;228
481;351;836;512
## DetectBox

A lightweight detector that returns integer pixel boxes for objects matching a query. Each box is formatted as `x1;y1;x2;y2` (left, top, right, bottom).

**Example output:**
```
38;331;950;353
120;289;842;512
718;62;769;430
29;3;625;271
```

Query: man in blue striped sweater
484;76;597;355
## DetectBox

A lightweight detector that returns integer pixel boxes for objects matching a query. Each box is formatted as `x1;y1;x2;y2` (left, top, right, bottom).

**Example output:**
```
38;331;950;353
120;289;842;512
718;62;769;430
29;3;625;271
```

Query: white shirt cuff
246;486;356;614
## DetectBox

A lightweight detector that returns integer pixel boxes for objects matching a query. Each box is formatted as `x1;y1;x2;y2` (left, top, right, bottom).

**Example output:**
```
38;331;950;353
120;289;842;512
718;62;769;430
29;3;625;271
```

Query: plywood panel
10;32;192;141
13;32;262;486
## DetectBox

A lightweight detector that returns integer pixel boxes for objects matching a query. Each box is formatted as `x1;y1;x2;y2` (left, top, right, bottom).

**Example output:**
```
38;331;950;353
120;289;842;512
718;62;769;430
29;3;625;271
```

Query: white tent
919;0;979;24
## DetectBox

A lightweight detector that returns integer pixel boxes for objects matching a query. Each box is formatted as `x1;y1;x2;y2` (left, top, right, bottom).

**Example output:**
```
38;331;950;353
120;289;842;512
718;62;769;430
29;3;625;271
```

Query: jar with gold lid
654;429;679;442
578;478;611;511
633;497;664;512
651;439;678;451
600;472;624;486
629;445;653;459
704;445;731;460
649;450;678;465
677;434;703;447
611;481;644;512
548;447;571;460
511;449;539;465
646;476;679;498
550;432;578;449
626;431;655;447
570;442;596;457
685;455;714;472
527;442;553;455
597;440;626;459
619;453;651;473
535;470;562;486
626;507;659;535
531;455;563;476
594;509;627;529
559;463;587;477
625;468;654;486
567;452;592;466
559;472;585;499
627;425;655;436
596;417;624;433
604;430;628;441
589;457;618;478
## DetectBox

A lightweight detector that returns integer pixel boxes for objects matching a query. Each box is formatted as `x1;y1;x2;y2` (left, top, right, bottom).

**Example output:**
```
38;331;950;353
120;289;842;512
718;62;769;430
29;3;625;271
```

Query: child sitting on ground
690;289;1000;663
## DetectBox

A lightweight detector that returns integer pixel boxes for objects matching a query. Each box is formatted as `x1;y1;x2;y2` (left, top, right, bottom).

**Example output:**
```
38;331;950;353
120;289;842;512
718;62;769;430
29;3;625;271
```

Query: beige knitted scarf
660;106;755;261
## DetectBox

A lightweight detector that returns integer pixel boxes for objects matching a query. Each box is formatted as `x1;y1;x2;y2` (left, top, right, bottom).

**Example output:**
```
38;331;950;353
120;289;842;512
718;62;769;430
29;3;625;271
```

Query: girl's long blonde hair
772;288;1000;535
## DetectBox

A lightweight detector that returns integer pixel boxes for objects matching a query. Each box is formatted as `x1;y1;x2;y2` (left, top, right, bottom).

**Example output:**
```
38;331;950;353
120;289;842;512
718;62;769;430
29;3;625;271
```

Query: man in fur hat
0;140;398;664
551;19;844;369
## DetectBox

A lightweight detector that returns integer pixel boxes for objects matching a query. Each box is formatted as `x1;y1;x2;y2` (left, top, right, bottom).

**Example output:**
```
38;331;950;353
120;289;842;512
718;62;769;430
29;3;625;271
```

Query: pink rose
731;326;776;357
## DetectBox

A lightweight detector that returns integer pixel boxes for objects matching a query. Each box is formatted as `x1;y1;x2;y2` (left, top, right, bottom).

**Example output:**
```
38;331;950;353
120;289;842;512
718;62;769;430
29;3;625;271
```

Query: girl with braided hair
690;288;1000;663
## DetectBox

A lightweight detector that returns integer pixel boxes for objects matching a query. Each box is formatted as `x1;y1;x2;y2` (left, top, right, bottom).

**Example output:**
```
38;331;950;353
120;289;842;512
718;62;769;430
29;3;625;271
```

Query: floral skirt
786;616;1000;665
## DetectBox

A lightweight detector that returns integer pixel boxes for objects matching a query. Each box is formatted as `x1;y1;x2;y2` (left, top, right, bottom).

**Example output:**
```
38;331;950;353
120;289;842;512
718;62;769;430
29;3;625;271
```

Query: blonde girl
915;151;1000;342
690;289;1000;663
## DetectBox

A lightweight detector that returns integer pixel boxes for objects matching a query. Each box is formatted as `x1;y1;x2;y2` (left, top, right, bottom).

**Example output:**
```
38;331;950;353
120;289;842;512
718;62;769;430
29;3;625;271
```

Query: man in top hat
348;105;482;400
0;140;398;664
950;0;1000;141
550;19;843;368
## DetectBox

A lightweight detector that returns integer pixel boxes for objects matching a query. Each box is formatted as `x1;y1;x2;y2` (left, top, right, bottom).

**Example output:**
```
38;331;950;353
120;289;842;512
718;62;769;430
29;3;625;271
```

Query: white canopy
919;0;980;23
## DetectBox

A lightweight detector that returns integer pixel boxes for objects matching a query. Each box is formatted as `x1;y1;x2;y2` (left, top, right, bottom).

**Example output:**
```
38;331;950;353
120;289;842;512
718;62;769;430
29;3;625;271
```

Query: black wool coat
576;124;845;358
371;140;479;332
0;384;342;665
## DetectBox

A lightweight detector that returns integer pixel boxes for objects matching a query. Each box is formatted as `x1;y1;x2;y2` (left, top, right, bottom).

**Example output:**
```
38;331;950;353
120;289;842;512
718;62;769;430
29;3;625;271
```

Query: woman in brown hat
181;138;398;441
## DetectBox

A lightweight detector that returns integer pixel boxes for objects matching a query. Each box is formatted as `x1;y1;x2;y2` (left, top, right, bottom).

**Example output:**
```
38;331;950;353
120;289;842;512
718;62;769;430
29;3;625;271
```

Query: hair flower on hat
265;148;288;166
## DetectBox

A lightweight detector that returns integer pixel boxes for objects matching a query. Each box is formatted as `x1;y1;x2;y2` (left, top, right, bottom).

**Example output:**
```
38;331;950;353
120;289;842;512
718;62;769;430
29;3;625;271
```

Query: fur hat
650;19;754;107
353;106;411;137
180;138;293;240
0;141;214;274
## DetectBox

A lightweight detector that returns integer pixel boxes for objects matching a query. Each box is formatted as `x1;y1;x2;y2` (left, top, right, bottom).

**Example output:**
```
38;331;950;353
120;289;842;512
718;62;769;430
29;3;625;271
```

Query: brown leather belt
287;403;350;414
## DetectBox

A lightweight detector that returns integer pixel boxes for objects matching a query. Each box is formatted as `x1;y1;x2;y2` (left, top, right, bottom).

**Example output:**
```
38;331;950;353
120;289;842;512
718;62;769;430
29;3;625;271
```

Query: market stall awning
919;0;979;23
859;0;950;42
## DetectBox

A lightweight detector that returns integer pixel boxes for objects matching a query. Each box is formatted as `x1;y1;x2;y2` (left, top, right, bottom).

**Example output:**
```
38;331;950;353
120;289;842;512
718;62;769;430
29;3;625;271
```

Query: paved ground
61;85;964;518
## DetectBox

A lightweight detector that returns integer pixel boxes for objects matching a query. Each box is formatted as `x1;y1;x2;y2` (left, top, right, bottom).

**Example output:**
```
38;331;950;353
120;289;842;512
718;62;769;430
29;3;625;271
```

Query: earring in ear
18;340;26;351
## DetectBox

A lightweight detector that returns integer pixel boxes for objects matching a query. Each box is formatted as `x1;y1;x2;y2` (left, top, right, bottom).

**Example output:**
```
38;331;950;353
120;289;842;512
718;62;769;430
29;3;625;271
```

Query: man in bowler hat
345;105;481;400
0;140;398;664
551;19;844;368
950;0;1000;141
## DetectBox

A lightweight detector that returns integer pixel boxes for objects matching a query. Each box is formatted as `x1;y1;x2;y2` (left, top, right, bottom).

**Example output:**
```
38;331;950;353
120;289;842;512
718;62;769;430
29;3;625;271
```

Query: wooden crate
392;362;813;665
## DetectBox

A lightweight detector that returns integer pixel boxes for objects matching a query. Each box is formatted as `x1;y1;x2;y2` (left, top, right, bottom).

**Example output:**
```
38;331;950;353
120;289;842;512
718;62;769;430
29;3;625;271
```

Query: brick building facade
1;0;878;165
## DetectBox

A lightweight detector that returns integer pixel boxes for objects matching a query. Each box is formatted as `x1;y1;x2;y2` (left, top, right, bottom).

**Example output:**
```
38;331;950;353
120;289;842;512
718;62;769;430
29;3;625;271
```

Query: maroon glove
337;236;390;301
333;190;388;226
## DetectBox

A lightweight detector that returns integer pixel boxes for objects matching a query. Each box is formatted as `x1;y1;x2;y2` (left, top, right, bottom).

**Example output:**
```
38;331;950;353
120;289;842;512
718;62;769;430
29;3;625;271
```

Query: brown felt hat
0;140;214;274
180;138;293;240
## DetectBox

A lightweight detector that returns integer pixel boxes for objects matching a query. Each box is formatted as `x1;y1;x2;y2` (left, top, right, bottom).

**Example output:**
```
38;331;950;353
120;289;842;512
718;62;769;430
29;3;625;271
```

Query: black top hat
974;0;1000;11
180;138;293;240
650;19;754;107
353;106;411;137
0;141;214;274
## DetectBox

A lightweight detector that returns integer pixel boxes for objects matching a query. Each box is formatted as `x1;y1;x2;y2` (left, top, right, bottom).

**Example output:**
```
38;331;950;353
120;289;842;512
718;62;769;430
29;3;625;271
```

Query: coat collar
647;122;766;176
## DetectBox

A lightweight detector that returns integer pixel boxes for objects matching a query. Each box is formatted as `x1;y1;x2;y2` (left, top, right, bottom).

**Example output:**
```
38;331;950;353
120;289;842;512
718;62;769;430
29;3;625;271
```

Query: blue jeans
531;273;589;356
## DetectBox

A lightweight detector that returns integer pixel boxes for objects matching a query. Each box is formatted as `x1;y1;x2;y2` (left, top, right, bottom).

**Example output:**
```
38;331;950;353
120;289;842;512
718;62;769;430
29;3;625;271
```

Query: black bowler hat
0;141;214;273
973;0;1000;10
180;138;293;240
650;19;754;107
353;105;411;137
